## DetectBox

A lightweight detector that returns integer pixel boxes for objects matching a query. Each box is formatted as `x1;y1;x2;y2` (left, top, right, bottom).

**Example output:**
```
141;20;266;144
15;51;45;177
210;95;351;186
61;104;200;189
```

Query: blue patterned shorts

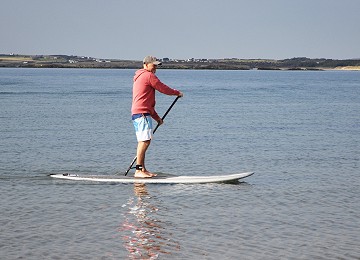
132;113;153;141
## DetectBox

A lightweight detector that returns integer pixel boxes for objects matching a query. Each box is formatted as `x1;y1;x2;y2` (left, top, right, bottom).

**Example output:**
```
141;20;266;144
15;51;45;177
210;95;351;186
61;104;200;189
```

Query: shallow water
1;68;359;259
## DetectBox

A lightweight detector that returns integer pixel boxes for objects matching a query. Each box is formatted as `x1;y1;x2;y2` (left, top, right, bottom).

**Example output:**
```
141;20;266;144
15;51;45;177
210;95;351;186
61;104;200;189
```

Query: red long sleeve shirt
131;69;180;122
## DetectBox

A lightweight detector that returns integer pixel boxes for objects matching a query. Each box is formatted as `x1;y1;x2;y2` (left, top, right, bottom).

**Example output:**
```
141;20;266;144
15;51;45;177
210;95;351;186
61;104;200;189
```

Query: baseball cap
143;56;162;65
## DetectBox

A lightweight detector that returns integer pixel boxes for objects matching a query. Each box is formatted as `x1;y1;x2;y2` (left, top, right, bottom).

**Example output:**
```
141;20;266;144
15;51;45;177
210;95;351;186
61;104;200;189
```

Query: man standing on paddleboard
131;56;183;178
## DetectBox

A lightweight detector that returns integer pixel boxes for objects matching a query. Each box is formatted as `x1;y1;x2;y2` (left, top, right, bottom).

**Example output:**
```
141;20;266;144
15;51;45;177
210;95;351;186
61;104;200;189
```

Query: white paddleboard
50;172;254;184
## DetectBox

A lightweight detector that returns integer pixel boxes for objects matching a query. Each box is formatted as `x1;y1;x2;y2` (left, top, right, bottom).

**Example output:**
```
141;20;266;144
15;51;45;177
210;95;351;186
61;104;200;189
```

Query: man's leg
136;140;150;170
134;140;156;178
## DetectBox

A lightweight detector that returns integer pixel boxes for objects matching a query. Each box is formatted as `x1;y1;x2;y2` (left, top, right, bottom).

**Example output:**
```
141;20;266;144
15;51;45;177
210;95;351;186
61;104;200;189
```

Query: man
132;56;183;178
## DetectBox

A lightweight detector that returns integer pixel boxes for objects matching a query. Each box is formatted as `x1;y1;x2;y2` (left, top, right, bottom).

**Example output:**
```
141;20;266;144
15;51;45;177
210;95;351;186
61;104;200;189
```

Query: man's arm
149;73;181;96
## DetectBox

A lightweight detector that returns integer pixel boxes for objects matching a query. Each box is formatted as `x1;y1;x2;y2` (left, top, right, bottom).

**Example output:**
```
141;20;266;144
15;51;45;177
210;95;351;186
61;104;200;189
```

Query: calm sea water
1;68;359;259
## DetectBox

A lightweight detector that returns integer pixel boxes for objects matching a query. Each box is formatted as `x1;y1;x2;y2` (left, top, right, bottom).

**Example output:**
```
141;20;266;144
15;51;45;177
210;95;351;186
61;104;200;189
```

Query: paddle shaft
124;96;180;176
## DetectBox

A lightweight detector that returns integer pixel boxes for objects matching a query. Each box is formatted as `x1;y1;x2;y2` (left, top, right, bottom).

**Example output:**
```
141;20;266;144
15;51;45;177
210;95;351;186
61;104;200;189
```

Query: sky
1;0;359;60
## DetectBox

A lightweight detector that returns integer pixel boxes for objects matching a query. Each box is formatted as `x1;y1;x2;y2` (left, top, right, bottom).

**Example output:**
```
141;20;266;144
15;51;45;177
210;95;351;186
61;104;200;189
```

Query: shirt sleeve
151;110;161;122
149;73;181;96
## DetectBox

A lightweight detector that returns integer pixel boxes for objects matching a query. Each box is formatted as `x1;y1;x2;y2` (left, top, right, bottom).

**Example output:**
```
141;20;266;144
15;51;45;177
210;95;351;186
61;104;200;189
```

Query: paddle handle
124;96;181;176
153;96;180;133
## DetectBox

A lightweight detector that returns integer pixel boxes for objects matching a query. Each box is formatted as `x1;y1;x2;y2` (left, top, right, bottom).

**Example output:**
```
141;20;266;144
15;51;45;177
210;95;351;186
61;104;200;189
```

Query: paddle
124;96;181;176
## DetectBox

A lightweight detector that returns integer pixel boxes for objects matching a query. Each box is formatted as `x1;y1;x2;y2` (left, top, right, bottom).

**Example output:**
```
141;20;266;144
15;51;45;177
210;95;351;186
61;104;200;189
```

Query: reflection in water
119;184;179;259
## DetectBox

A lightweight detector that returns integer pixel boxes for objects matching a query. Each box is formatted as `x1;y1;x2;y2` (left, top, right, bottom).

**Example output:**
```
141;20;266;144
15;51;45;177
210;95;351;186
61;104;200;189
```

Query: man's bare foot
134;171;157;178
149;172;157;177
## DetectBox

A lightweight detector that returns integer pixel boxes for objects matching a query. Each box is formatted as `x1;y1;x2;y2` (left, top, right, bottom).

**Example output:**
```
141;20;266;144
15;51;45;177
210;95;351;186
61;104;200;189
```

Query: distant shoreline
1;54;359;71
332;66;360;71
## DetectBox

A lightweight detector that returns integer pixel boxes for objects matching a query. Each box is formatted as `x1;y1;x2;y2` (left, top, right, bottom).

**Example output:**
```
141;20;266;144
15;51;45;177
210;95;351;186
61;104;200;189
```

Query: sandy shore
334;66;360;71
